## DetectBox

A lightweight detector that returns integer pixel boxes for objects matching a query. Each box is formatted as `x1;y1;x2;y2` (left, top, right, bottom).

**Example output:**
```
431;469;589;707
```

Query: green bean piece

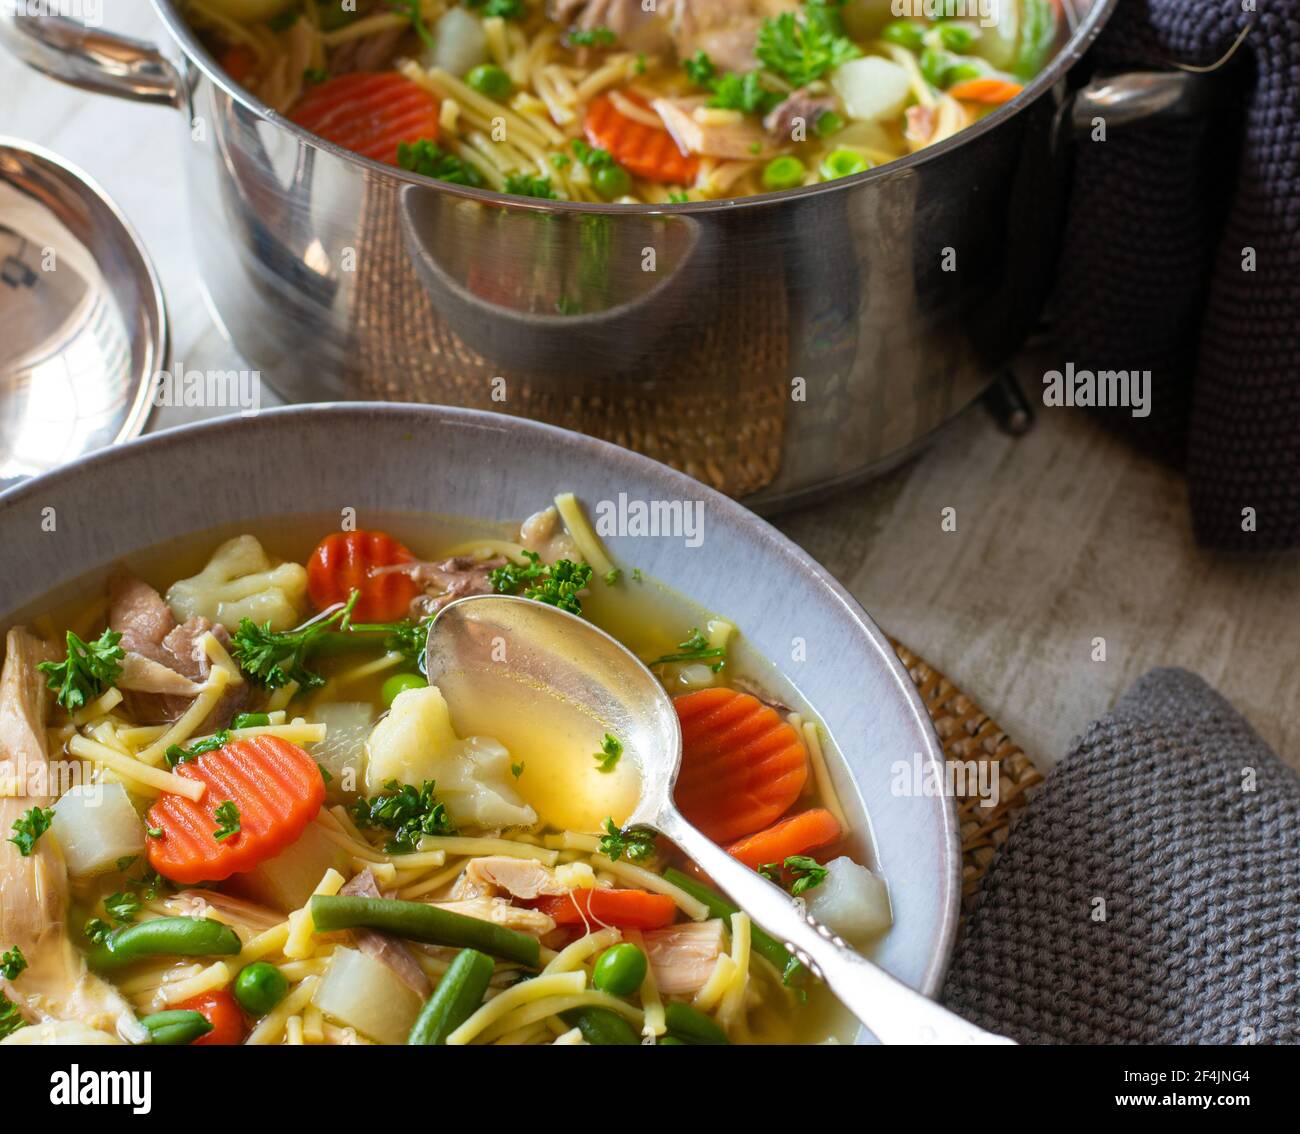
408;948;495;1045
310;895;540;967
95;917;241;970
1013;0;1058;80
562;1007;640;1045
663;1001;729;1045
140;1009;213;1046
234;962;289;1016
662;869;805;986
657;1035;687;1045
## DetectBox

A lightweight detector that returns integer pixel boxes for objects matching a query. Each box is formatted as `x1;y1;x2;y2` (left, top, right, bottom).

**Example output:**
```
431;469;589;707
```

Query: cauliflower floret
364;685;537;832
166;534;308;631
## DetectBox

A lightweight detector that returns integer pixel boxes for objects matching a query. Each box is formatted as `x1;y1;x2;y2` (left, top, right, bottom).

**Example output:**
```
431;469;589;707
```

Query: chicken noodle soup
0;499;889;1046
184;0;1064;204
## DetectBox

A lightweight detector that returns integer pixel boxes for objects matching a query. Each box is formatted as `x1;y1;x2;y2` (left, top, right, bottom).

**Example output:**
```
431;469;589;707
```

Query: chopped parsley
597;818;656;864
603;568;622;587
0;945;26;981
351;779;455;854
7;806;54;857
504;172;558;199
397;139;486;188
303;66;329;85
510;761;525;779
760;854;830;896
165;730;230;769
593;733;623;774
755;5;861;88
647;627;727;672
567;25;616;47
36;628;124;713
213;800;241;843
146;825;165;840
490;551;594;615
571;138;617;172
104;890;142;925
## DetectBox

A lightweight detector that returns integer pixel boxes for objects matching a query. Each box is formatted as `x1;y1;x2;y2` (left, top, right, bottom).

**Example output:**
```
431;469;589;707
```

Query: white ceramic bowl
0;403;960;1038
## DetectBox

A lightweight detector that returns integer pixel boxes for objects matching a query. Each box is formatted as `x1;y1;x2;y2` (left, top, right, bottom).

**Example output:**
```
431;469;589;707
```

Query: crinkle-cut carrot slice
584;90;699;185
147;736;326;885
673;688;809;844
290;72;440;166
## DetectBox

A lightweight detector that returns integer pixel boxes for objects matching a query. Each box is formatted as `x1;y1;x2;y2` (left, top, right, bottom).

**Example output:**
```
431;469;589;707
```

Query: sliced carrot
289;72;440;166
219;45;257;86
724;808;842;871
307;530;418;623
674;688;808;844
584;91;699;185
146;736;326;885
177;989;245;1046
947;78;1024;105
534;888;678;930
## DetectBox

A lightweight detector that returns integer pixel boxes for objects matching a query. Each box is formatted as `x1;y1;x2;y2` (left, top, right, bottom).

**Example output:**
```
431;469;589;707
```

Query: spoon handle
656;809;1013;1045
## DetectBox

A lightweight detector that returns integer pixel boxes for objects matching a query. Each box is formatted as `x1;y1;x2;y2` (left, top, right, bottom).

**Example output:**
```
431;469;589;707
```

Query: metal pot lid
0;137;164;487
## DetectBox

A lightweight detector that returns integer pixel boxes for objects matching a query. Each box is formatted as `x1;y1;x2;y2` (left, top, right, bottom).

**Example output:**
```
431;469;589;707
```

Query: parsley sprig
0;995;25;1039
398;139;485;187
597;818;656;864
755;5;861;88
0;945;26;981
685;51;783;115
504;172;557;199
490;551;594;615
647;627;727;673
7;806;53;857
759;854;829;896
351;780;455;854
465;0;525;18
36;628;124;713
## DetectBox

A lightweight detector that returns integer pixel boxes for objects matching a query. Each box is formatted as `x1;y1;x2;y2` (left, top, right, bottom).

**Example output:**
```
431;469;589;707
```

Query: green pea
234;962;289;1017
881;20;925;51
466;64;512;100
946;60;988;84
593;163;632;200
761;155;807;192
820;148;871;181
381;672;427;707
592;943;648;997
919;47;953;88
814;109;843;138
938;23;976;52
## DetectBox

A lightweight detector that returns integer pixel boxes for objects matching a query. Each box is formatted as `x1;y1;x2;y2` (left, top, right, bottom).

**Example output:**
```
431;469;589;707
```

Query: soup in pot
183;0;1064;204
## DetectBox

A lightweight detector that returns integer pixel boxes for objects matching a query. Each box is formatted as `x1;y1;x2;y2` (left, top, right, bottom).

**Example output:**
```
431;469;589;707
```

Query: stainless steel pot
1;1;1215;507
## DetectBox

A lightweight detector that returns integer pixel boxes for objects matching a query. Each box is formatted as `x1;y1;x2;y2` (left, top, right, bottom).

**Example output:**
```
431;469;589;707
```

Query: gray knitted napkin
942;668;1299;1044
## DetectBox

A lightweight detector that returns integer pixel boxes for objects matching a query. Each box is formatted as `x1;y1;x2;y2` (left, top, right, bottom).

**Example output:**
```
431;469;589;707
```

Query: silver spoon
427;593;1011;1045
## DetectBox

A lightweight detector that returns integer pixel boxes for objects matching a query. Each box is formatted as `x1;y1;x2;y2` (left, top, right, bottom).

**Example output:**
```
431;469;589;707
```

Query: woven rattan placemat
891;641;1043;926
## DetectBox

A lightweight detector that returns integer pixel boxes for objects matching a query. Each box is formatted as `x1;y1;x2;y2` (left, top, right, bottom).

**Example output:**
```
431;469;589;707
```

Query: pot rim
0;400;963;1002
153;0;1117;216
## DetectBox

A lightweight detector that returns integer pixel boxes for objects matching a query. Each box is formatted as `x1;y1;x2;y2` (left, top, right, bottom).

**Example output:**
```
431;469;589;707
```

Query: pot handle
0;7;184;108
1069;70;1220;132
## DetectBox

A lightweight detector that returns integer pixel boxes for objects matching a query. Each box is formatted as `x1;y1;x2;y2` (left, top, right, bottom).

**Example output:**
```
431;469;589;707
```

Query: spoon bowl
428;593;1010;1045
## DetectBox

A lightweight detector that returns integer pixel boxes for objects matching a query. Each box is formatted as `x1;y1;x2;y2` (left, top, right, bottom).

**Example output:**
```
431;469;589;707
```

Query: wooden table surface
4;6;1297;773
